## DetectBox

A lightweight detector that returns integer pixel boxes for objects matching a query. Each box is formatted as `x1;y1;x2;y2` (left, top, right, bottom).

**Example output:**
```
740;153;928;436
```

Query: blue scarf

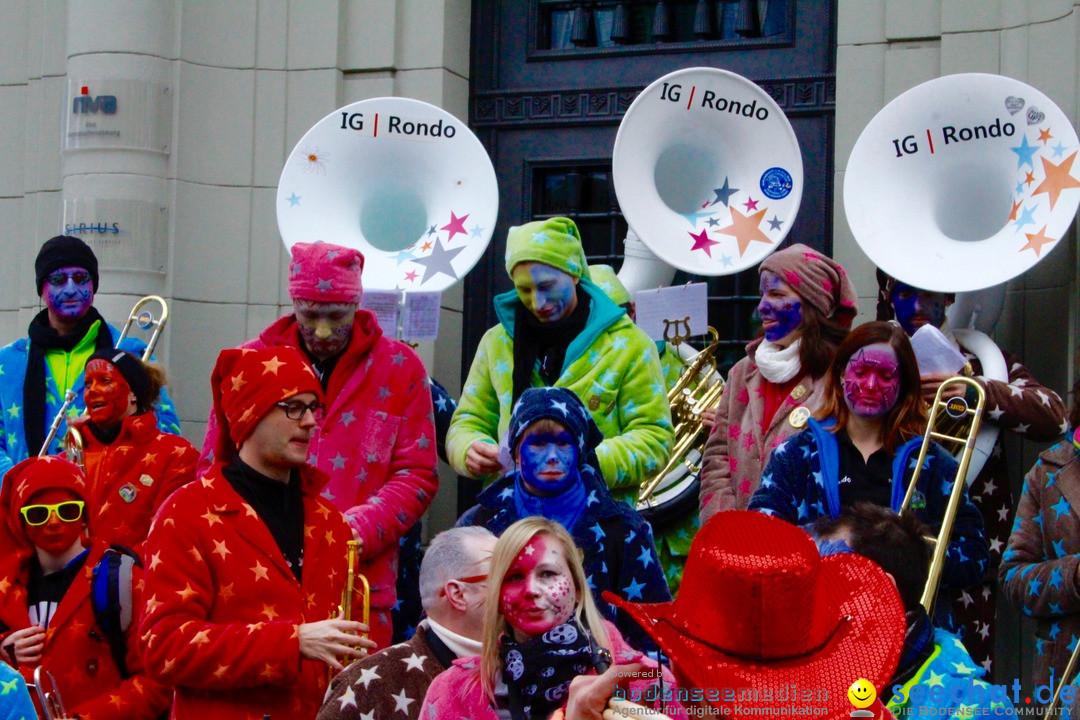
513;470;588;533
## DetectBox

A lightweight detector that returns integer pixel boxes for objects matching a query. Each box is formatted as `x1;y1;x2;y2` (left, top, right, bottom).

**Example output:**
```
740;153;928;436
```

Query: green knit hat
588;264;631;306
504;217;591;281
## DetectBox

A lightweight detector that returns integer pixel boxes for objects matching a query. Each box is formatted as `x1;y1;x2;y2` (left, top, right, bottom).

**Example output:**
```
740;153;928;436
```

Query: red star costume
141;346;361;719
74;412;198;555
139;463;354;720
0;457;169;720
198;244;437;649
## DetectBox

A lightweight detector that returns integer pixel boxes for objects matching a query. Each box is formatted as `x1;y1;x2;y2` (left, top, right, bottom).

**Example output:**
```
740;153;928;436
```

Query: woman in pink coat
699;244;857;520
421;517;685;720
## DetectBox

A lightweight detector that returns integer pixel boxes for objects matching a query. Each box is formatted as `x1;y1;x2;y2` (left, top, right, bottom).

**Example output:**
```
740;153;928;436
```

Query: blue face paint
511;263;578;323
757;270;803;344
816;537;855;556
890;282;948;336
518;429;579;495
41;265;94;321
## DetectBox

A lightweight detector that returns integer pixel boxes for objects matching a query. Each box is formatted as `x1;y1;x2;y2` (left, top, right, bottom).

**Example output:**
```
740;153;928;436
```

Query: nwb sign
73;86;117;114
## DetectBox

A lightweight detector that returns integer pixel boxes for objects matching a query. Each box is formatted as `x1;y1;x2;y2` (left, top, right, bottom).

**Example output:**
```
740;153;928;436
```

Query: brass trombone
32;667;67;720
898;376;985;616
59;295;170;470
38;390;77;457
115;295;169;362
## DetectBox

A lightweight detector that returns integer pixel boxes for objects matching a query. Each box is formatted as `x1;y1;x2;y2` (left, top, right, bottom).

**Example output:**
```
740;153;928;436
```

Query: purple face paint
293;299;356;360
511;263;578;323
842;343;901;419
519;429;579;496
41;265;94;321
757;270;803;344
890;282;948;335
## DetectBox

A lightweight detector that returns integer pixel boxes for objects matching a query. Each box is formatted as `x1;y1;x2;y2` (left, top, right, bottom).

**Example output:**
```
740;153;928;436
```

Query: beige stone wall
835;0;1080;687
0;0;471;535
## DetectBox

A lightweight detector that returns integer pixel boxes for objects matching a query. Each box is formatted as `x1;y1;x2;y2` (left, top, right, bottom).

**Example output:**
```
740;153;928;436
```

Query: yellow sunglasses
20;500;85;526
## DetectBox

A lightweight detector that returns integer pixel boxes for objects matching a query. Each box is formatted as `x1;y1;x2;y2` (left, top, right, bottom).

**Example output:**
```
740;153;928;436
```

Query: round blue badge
760;167;793;200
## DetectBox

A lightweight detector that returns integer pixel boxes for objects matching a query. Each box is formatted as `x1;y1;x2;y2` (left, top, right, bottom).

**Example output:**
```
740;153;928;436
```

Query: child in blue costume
457;386;670;654
750;321;988;632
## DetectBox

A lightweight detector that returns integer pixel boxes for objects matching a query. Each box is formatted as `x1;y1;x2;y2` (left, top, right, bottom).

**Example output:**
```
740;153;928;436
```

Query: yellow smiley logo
847;678;876;709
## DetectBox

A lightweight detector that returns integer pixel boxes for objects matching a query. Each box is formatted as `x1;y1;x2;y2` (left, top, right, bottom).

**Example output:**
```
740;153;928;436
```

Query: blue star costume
457;386;670;654
1001;434;1080;691
749;417;989;632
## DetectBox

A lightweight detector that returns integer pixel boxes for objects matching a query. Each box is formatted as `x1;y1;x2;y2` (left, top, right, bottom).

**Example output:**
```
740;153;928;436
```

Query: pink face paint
842;343;901;418
757;270;803;344
511;263;578;323
293;300;356;360
41;265;94;321
499;534;577;638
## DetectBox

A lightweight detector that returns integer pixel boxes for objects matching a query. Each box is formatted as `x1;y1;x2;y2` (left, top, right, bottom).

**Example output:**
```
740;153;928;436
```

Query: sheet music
361;290;402;335
402;291;442;341
632;283;710;343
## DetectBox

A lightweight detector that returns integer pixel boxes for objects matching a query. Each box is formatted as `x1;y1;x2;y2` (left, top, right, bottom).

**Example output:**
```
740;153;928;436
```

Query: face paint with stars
842;343;901;419
500;534;577;640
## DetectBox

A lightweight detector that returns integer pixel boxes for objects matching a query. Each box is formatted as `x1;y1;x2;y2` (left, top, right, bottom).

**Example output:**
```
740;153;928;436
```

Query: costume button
87;658;98;675
791;384;806;400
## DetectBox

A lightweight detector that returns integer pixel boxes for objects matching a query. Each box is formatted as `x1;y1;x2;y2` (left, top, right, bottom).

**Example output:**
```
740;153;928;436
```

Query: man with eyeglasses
318;526;496;720
141;346;377;720
0;235;180;479
197;241;437;651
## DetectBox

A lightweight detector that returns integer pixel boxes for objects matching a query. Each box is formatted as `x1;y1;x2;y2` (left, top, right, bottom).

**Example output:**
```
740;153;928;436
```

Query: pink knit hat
288;242;364;303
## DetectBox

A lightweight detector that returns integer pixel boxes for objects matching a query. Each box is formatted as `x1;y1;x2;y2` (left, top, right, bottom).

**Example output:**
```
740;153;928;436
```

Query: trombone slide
32;667;67;720
898;376;985;616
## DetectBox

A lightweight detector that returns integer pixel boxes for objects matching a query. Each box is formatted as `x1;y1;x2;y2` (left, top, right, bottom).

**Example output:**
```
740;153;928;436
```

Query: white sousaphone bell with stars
845;73;1080;484
611;66;804;528
276;96;499;300
613;66;804;280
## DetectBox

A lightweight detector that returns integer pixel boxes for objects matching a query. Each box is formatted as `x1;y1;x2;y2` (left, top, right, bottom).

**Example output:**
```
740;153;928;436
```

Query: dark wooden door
466;0;837;376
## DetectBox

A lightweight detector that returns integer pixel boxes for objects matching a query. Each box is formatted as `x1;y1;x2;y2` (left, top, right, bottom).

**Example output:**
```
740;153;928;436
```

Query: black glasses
20;500;85;526
45;270;92;287
275;399;325;421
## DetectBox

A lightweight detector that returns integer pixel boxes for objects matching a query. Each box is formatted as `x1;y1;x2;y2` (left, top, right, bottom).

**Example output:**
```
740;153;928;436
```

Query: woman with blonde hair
421;516;684;719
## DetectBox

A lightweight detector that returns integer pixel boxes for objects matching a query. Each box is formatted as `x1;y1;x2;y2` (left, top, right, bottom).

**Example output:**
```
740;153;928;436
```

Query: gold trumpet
32;667;67;720
898;376;986;616
637;327;725;510
330;539;370;678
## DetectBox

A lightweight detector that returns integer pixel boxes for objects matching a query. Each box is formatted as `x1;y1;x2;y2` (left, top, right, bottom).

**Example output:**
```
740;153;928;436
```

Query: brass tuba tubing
637;328;724;506
898;376;985;616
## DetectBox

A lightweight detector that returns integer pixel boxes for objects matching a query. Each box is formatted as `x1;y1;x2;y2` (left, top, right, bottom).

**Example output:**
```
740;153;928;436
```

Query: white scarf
425;617;483;659
755;339;803;383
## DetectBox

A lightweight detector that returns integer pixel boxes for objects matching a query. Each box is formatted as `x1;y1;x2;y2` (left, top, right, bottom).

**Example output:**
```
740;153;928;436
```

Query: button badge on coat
788;407;811;428
118;484;138;503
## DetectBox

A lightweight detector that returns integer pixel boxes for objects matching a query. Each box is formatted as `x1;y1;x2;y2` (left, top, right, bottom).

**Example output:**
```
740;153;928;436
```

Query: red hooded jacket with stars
139;462;360;720
0;539;170;720
73;412;198;557
197;311;438;625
